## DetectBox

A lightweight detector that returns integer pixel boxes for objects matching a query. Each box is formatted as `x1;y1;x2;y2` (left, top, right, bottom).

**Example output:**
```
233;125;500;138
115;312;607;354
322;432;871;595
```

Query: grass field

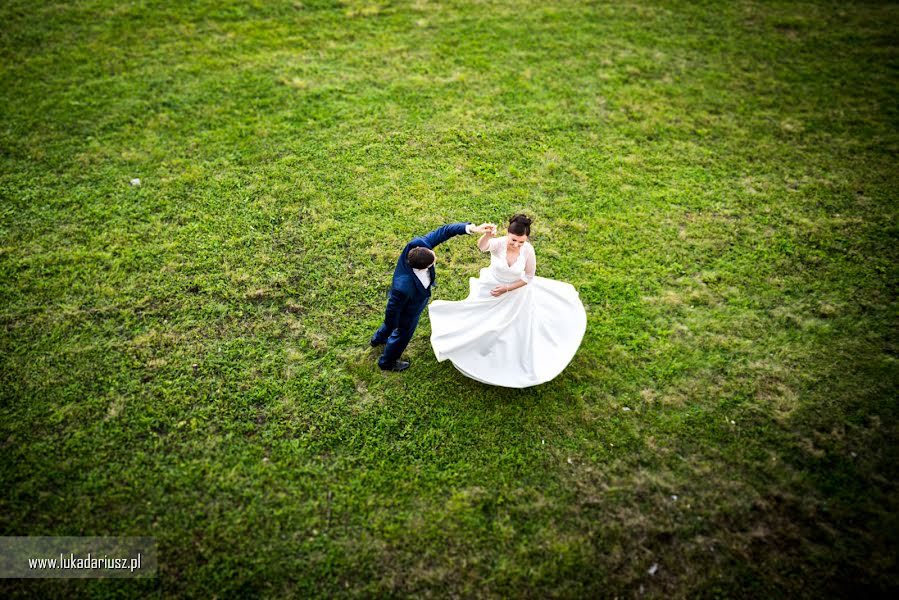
1;0;897;597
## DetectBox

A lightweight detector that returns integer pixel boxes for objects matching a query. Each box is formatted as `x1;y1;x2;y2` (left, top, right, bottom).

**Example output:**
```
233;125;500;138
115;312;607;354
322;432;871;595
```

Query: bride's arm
492;280;526;295
523;245;536;281
491;279;527;296
477;227;495;252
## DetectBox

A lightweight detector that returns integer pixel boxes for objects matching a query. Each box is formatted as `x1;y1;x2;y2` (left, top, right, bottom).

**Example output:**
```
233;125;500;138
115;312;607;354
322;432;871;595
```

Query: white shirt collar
412;267;431;288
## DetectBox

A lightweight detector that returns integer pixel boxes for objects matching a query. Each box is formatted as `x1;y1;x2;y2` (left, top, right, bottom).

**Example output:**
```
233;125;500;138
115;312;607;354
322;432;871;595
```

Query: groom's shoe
370;338;385;348
380;360;410;372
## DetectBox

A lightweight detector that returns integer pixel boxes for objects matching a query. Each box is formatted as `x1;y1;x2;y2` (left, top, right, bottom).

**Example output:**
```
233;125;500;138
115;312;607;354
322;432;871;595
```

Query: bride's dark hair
508;213;532;236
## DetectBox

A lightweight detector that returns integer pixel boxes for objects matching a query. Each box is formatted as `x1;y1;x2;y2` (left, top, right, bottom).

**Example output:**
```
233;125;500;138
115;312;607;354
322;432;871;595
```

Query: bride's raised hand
472;223;495;235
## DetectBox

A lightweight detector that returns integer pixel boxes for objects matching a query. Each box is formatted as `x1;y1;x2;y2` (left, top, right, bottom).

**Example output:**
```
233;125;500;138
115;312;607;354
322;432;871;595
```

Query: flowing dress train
428;237;586;388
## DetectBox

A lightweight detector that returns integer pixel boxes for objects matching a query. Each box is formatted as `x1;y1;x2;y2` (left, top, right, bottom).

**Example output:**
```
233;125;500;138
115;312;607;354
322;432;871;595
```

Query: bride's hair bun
508;213;532;236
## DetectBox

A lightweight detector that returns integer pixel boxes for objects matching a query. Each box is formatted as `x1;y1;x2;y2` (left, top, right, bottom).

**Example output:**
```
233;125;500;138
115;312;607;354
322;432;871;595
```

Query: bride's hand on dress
490;285;508;297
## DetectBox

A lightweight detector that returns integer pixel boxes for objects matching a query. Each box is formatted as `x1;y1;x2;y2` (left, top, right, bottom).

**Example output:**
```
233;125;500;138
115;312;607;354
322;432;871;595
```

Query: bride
428;214;587;388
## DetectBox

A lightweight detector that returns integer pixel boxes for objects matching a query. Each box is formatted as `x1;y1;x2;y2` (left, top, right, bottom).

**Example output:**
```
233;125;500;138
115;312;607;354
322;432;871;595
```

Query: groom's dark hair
408;247;435;269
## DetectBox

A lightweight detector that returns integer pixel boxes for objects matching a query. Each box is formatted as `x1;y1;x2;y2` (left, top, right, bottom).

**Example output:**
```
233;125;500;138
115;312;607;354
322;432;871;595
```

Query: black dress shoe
380;360;410;372
370;339;384;348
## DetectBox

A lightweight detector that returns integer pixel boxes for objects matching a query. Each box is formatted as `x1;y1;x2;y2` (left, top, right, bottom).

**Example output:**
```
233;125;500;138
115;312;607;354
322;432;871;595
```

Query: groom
371;221;494;371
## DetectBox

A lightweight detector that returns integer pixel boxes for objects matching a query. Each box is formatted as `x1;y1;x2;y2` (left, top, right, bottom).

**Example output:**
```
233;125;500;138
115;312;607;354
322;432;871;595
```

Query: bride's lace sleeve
523;244;536;282
488;237;503;254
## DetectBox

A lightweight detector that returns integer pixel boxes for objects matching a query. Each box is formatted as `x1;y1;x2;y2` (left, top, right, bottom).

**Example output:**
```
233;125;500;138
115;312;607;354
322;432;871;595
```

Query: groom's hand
472;223;496;235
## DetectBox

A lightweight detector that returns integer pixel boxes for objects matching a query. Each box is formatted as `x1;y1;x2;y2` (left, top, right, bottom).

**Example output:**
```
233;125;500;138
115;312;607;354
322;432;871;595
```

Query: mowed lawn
1;0;897;597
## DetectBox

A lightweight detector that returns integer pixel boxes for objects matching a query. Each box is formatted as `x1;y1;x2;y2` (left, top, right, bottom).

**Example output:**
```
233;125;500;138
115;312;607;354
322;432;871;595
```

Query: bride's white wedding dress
428;236;586;388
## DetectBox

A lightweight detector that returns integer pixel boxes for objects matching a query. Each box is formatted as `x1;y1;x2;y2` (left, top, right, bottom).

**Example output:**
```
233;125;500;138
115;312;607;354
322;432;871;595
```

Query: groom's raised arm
418;222;472;249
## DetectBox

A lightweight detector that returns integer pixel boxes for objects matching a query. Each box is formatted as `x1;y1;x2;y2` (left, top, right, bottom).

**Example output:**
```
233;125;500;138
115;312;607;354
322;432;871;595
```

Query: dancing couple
370;215;586;388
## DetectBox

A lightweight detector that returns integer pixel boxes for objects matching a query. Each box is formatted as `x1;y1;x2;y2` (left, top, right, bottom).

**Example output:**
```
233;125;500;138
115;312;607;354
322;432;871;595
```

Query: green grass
1;0;897;597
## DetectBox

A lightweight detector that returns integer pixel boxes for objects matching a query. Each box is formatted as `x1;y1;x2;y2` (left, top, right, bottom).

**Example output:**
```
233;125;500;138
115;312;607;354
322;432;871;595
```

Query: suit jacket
384;222;471;330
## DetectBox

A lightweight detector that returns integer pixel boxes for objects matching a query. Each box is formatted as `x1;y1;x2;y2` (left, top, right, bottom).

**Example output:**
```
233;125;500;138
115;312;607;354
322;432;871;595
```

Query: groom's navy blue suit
372;222;472;369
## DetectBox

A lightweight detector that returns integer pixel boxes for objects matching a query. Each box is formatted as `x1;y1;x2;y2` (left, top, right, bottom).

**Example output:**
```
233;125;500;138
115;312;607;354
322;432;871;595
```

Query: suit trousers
373;300;426;368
